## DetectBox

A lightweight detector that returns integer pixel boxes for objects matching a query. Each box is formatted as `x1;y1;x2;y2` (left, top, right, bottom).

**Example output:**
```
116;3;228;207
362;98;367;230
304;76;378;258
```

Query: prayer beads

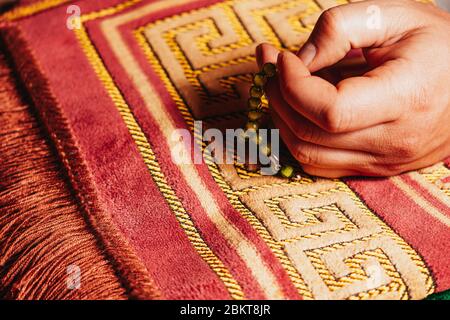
245;62;296;178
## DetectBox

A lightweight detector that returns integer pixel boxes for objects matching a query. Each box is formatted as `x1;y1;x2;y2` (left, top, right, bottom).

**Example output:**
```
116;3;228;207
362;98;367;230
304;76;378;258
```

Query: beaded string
245;62;295;179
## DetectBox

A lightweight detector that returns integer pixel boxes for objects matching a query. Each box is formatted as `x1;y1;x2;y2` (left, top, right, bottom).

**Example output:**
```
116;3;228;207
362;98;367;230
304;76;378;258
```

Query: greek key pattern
138;0;435;299
143;0;352;120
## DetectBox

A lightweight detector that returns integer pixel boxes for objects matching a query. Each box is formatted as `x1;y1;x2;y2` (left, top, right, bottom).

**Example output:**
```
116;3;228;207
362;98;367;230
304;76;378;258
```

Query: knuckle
378;163;408;176
367;154;409;176
319;104;346;133
299;124;319;143
367;130;391;153
365;139;385;154
351;154;397;177
354;157;381;176
392;135;421;160
318;8;345;37
295;145;320;166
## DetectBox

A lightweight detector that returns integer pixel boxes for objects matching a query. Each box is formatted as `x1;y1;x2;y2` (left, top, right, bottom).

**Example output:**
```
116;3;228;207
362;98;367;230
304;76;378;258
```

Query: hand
256;0;450;178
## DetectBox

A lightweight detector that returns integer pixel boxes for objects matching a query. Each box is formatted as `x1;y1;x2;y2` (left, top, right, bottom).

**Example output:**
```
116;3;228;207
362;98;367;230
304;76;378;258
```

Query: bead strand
245;62;295;179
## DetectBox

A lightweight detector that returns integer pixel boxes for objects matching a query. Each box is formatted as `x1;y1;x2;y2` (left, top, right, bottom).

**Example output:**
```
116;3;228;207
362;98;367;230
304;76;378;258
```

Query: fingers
265;78;385;152
257;44;335;131
272;111;377;170
256;43;280;69
301;165;361;178
276;51;343;132
300;147;449;179
297;0;420;72
277;50;403;132
256;44;400;146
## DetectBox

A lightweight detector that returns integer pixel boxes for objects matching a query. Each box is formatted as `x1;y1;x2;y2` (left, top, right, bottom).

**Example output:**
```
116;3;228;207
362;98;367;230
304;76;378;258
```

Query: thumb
298;0;420;72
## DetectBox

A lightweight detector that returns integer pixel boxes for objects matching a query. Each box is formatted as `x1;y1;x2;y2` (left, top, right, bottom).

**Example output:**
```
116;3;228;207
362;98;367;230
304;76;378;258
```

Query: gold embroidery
1;0;69;21
419;163;450;197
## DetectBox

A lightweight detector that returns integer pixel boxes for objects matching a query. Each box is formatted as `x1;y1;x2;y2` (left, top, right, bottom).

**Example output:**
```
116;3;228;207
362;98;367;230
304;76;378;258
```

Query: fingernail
255;44;264;68
297;42;316;66
277;50;287;65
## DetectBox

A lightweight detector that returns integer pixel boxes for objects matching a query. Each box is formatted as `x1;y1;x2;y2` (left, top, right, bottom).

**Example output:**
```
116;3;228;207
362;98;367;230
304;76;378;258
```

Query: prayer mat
0;0;449;300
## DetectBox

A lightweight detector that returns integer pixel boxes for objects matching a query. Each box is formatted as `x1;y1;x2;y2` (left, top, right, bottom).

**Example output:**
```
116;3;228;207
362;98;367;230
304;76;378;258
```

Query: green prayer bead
263;63;276;77
248;110;263;121
248;97;262;110
253;72;267;87
250;86;264;98
280;165;295;178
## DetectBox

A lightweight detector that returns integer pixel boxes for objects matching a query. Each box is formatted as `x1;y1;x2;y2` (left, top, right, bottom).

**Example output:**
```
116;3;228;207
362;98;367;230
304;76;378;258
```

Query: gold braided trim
265;195;356;229
305;232;418;299
266;198;358;244
252;0;319;50
73;23;245;300
1;0;69;21
194;4;252;57
420;164;450;197
338;181;435;295
307;248;409;299
148;1;265;102
80;0;141;23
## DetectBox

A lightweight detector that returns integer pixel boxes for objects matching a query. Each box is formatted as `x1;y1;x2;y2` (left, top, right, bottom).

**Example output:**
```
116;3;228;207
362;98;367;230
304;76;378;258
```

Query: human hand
256;0;450;178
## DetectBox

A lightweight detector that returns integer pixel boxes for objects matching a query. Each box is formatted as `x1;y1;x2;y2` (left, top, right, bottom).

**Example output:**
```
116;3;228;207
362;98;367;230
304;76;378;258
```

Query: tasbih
245;62;295;179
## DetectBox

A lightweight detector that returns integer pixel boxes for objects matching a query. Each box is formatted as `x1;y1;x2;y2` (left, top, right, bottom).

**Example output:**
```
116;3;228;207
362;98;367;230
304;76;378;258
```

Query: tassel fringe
0;24;160;299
